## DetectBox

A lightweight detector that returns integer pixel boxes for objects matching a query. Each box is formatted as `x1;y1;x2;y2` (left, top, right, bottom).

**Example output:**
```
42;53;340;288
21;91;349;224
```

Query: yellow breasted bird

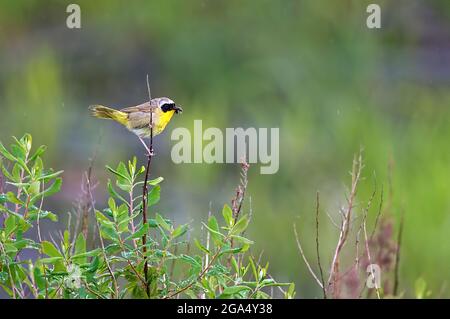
89;97;182;152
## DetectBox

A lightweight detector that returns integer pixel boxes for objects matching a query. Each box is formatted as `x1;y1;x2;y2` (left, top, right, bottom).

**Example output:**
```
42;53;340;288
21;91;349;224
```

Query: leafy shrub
0;134;293;299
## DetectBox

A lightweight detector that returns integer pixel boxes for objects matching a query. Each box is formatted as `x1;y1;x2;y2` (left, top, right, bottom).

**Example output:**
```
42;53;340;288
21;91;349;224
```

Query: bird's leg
138;137;153;157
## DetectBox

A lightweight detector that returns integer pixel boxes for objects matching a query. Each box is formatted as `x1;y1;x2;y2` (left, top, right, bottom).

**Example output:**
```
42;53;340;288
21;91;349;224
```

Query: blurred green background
1;0;449;298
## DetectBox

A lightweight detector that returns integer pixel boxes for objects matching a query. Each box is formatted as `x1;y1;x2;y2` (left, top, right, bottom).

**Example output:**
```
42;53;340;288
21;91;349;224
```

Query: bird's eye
161;103;175;113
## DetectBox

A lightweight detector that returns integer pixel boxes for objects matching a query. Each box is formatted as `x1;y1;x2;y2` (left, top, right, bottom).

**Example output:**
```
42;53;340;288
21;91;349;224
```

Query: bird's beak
174;105;183;114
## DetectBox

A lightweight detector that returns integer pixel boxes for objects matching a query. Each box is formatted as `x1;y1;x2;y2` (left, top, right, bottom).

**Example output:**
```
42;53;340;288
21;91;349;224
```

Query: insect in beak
174;105;183;114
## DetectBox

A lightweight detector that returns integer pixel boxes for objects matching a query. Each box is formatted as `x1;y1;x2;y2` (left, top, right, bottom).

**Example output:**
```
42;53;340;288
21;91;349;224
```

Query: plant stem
315;192;327;299
141;74;154;297
393;210;404;296
327;153;362;296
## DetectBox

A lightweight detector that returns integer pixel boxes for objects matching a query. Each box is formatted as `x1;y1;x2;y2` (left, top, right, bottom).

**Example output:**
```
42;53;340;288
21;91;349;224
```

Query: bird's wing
120;101;158;113
122;102;162;130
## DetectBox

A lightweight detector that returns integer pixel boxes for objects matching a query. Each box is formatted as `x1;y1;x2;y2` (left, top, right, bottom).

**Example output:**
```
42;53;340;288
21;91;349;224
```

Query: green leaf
1;165;16;182
95;211;113;226
147;218;159;228
39;257;64;264
28;210;58;222
260;280;291;289
14;238;39;251
0;142;17;162
73;233;87;264
87;256;100;273
415;277;430;299
222;204;234;227
180;255;202;269
172;224;188;239
11;144;26;161
72;249;101;260
231;256;239;274
194;239;210;254
108;197;117;215
38;170;64;182
222;285;251;295
15;157;31;175
286;283;296;299
106;164;131;184
32;157;43;178
207;216;223;245
219;246;243;256
129;222;150;240
155;213;171;232
231;215;250;235
6;192;22;205
100;225;119;241
63;231;70;252
249;257;258;281
4;243;18;254
11;164;21;181
231;235;254;245
41;241;63;258
148;177;164;186
148;185;160;206
28;181;40;196
31;178;62;202
202;222;226;244
0;205;24;220
136;177;164;187
30;145;47;161
128;157;137;176
5;215;16;237
117;162;131;181
116;180;132;193
19;134;32;153
34;267;45;291
107;180;128;204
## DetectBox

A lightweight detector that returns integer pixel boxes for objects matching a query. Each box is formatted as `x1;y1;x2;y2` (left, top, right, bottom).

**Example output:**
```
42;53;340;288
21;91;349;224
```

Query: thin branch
326;210;340;229
129;187;137;249
393;209;405;296
205;205;212;268
140;74;155;297
327;153;363;296
81;157;95;239
315;192;327;298
83;280;106;299
229;160;249;260
36;181;45;243
363;220;381;299
339;180;383;286
293;223;324;289
370;185;383;241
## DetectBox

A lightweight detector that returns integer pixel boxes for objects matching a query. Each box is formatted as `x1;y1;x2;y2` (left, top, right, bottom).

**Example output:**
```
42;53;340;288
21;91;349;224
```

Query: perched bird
89;97;182;153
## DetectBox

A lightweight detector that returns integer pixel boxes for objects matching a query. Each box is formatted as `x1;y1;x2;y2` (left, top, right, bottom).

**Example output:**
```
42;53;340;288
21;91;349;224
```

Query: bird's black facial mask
161;103;183;114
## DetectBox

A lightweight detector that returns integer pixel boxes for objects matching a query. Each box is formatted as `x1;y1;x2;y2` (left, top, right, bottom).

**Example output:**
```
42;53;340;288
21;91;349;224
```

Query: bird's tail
89;105;128;126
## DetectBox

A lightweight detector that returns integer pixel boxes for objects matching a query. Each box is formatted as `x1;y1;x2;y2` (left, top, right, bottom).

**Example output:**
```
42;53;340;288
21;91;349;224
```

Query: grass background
0;0;449;297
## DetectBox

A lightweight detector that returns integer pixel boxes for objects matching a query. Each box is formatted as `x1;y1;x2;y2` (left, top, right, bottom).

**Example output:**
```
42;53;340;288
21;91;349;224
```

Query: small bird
89;97;182;154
